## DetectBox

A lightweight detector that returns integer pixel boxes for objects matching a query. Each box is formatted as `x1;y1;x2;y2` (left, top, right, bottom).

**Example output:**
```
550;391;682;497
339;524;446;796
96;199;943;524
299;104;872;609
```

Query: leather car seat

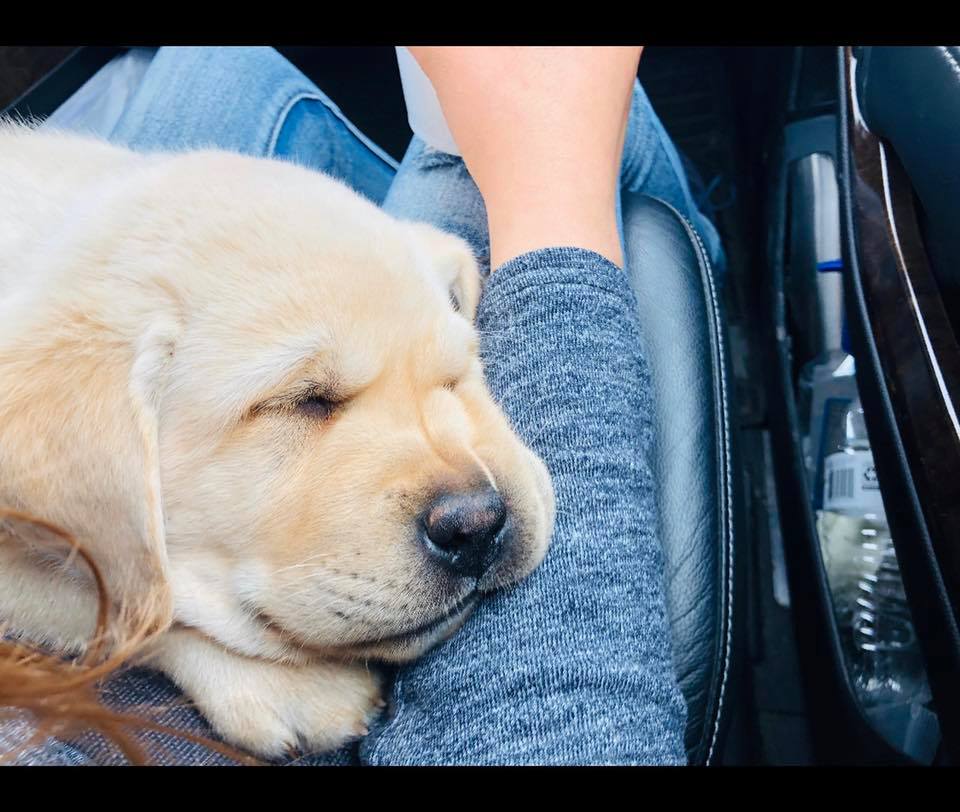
622;194;745;765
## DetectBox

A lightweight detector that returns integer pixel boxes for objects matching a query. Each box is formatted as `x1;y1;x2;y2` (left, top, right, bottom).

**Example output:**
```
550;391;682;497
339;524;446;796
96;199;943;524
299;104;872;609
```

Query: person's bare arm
406;46;642;269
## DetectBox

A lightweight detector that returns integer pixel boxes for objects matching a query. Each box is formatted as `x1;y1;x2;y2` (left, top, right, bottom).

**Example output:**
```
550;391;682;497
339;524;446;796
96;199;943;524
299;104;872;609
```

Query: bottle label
823;449;885;516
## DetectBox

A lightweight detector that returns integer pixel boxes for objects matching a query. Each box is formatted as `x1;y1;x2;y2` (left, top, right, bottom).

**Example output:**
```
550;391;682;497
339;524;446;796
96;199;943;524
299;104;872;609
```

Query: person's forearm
406;46;642;268
482;174;623;270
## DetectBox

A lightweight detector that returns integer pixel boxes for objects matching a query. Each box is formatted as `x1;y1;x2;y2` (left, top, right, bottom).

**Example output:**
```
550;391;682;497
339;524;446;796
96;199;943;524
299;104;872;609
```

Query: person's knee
112;46;318;156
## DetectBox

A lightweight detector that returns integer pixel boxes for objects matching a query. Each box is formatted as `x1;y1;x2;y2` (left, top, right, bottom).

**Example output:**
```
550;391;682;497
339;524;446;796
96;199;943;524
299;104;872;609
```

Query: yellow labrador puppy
0;123;555;757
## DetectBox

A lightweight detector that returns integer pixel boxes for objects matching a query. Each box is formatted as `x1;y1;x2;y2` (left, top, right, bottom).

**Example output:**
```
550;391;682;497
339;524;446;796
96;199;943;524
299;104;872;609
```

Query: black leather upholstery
854;46;960;332
622;194;740;765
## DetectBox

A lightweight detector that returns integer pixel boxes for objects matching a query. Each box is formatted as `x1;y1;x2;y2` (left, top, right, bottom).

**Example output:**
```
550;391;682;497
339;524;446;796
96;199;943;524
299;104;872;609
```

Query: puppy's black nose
421;488;507;578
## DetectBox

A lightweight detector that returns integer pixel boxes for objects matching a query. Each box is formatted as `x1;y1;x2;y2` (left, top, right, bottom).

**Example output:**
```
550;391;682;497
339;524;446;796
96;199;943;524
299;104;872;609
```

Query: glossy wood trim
844;46;960;622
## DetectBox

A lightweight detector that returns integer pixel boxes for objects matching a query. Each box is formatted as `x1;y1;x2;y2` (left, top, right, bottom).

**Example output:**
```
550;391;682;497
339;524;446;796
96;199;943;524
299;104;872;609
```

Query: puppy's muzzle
419;487;508;579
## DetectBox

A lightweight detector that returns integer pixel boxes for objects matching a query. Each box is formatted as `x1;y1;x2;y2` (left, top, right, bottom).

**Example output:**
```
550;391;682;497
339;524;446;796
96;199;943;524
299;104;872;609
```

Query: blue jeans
41;46;723;765
108;46;722;273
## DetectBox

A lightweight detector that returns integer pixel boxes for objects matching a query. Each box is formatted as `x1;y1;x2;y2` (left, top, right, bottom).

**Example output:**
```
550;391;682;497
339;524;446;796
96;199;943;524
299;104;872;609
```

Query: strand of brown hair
0;507;261;766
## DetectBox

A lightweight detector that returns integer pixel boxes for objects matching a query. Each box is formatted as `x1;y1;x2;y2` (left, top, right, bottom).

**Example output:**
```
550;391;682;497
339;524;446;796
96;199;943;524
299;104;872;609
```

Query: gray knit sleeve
361;246;688;765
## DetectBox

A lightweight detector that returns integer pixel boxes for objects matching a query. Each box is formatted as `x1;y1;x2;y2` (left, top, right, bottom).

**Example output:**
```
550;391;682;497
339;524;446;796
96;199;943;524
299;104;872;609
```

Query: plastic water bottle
797;348;856;495
817;398;924;707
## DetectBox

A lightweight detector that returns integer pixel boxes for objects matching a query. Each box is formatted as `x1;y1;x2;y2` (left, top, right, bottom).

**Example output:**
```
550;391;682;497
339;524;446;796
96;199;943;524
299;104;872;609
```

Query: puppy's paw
203;659;383;759
152;629;383;759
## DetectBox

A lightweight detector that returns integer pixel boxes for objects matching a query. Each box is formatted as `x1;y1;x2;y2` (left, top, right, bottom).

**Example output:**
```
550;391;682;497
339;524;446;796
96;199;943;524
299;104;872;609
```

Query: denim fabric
1;716;94;766
110;46;397;206
8;45;721;765
44;47;157;139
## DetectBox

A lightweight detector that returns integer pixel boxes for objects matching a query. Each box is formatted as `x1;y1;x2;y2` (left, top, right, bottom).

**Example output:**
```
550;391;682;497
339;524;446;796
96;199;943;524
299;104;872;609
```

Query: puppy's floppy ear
0;303;179;648
407;222;482;320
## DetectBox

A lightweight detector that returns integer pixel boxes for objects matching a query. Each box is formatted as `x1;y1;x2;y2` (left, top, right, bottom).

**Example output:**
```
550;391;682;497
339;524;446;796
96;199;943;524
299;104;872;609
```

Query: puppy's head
87;151;555;663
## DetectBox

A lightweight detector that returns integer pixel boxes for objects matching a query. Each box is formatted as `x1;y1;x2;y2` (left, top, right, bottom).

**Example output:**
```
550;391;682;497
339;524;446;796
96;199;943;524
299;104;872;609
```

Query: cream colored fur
0;123;554;757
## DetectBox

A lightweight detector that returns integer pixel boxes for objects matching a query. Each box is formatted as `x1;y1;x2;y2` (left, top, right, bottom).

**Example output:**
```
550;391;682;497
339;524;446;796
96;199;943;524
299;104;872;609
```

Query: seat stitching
658;202;734;766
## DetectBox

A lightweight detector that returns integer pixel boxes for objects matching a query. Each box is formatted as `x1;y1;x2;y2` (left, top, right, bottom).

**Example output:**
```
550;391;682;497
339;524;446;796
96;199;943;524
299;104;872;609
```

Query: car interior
1;44;958;766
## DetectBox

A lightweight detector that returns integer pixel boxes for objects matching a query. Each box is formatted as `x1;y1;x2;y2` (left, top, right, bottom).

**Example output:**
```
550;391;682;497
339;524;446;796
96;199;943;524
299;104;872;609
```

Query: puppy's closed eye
295;392;338;421
251;382;343;422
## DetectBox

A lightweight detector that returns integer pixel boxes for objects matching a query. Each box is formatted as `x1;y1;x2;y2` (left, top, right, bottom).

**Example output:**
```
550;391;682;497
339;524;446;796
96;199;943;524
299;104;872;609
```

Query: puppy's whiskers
270;552;342;575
